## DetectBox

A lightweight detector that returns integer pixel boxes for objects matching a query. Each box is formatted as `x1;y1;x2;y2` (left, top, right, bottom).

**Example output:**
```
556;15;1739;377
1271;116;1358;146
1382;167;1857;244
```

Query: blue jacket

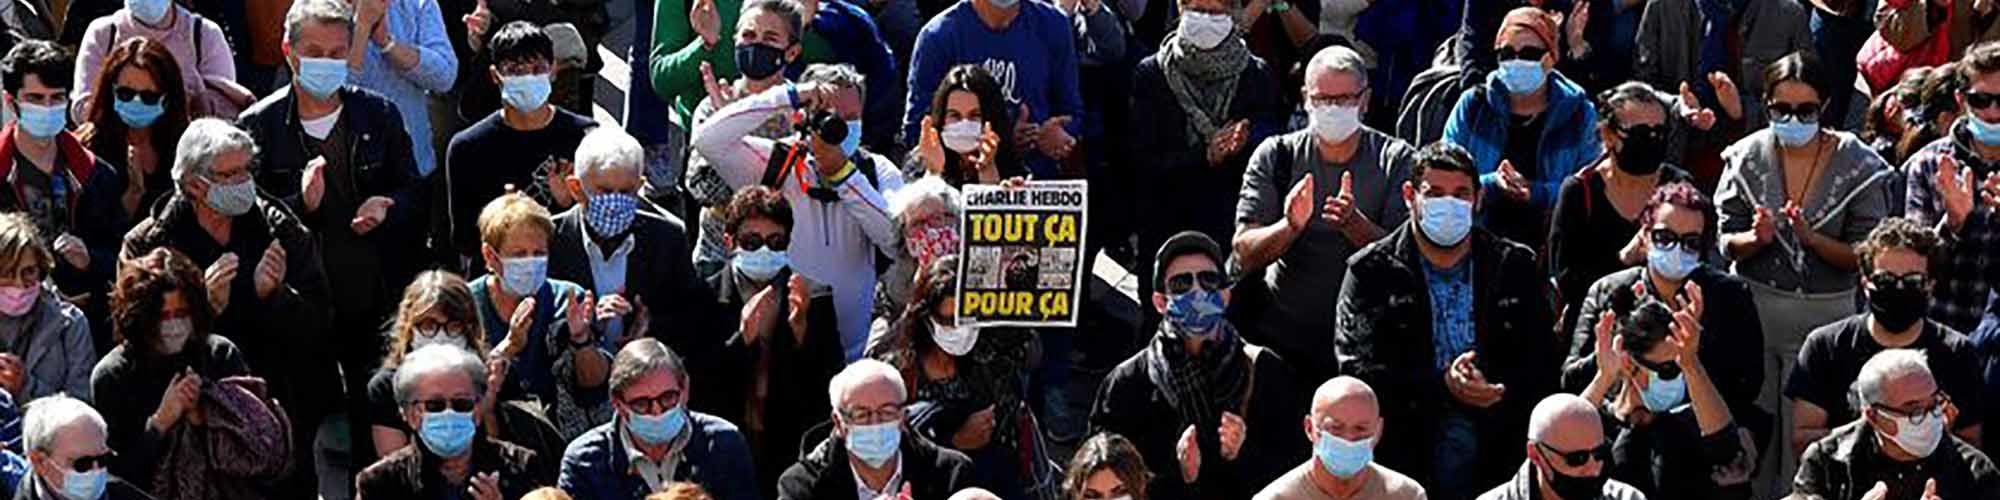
1442;70;1602;211
558;413;759;500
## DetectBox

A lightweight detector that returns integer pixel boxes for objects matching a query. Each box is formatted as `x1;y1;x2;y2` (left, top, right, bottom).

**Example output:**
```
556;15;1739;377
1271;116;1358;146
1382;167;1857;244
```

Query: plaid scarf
1159;31;1250;144
1142;321;1250;427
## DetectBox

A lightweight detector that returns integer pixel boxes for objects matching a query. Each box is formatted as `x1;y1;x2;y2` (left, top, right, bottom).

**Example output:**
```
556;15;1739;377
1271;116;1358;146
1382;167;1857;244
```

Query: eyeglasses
1964;91;2000;110
1307;90;1368;108
1537;441;1611;468
840;403;905;426
1164;270;1225;295
495;61;552;77
1872;392;1949;424
1866;271;1930;291
1767;101;1823;122
1495;45;1548;62
411;397;478;413
67;451;115;473
412;319;470;334
621;391;680;415
1618;124;1667;143
113;86;163;105
735;232;790;252
1635;357;1681;380
1649;229;1703;250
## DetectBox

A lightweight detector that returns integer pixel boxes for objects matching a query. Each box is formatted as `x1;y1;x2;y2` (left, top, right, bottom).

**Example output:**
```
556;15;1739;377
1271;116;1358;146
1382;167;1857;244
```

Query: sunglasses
621;392;679;414
1964;91;2000;110
1767;101;1822;122
1635;357;1682;380
68;451;115;473
736;232;790;252
413;397;478;413
1649;229;1702;250
1495;45;1548;62
1618;124;1667;142
1537;441;1611;468
113;86;163;106
1867;271;1929;291
1164;270;1225;295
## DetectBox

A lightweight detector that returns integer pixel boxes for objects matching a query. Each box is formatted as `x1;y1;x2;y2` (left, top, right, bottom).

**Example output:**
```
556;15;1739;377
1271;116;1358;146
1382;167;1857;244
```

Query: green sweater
649;0;834;128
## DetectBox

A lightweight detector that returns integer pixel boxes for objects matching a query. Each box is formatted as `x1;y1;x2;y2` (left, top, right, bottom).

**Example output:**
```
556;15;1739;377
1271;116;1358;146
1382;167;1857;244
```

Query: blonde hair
0;213;51;277
477;193;555;248
647;483;713;500
383;271;488;368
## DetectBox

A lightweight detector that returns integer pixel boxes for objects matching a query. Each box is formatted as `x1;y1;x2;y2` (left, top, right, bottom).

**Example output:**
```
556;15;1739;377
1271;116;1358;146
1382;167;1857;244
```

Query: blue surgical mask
627;405;688;444
114;96;164;128
585;191;639;238
294;57;348;100
1164;288;1226;336
420;409;476;457
1970;116;2000;147
59;467;106;500
1494;59;1547;95
732;247;790;282
204;177;257;216
1639;368;1687;413
840;120;863;158
125;0;170;24
16;102;66;139
1417;196;1473;247
500;256;548;296
1647;245;1700;282
500;73;553;112
845;421;902;468
1771;116;1818;147
1315;431;1374;478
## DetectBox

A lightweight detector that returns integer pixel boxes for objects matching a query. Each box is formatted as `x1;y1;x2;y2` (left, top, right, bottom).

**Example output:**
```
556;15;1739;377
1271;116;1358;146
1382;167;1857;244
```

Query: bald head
947;488;1001;500
1312;376;1378;418
1528;394;1600;442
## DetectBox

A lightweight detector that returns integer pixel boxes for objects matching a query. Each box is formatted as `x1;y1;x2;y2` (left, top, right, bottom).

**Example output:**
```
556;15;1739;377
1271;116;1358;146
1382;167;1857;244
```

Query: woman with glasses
0;214;95;404
87;247;247;494
357;343;552;500
76;37;188;219
1063;432;1152;500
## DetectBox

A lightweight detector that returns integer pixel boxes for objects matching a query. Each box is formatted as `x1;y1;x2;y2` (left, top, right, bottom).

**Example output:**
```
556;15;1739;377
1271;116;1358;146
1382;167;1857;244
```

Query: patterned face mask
904;222;960;266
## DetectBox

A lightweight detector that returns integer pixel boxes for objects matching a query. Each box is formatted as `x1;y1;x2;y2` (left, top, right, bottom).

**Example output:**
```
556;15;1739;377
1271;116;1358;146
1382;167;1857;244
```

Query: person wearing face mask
0;214;94;405
356;344;553;500
775;359;975;499
695;185;840;498
1234;45;1411;385
1254;376;1426;500
694;63;903;362
87;248;249;494
1795;349;2000;498
558;339;756;500
907;65;1020;188
1335;142;1558;499
1442;7;1602;252
1567;298;1758;499
69;0;244;120
1061;432;1153;500
549;128;724;367
15;395;153;500
1900;42;2000;335
864;253;1035;498
903;0;1085;177
467;193;613;440
1476;394;1647;500
1785;219;1986;462
444;20;600;263
1091;231;1308;500
873;176;962;322
685;0;808;279
74;37;189;227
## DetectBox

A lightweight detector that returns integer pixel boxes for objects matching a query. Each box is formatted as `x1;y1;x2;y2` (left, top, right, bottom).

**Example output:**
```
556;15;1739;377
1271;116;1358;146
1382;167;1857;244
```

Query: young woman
907;65;1017;187
76;37;189;217
1064;433;1152;500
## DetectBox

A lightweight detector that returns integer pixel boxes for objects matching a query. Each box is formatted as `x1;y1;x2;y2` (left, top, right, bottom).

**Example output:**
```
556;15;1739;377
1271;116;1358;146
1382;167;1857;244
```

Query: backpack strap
761;142;802;189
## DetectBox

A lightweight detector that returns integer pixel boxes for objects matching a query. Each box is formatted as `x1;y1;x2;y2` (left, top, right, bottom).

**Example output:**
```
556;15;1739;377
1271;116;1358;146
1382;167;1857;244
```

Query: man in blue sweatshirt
905;0;1085;178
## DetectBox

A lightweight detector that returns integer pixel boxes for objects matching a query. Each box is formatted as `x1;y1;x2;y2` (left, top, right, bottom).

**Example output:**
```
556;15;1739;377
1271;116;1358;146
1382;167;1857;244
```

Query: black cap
1153;231;1224;290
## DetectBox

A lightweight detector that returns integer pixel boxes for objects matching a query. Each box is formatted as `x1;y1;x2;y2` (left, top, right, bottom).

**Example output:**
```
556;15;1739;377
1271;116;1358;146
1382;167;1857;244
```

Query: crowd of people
0;0;1997;499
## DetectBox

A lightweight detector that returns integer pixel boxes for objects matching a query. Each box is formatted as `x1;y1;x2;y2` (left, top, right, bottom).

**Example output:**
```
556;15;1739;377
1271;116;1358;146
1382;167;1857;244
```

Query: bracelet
786;83;801;109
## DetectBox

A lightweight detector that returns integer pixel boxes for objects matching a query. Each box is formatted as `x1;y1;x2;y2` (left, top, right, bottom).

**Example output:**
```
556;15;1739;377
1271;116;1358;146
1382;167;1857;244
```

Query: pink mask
905;224;960;266
0;285;36;317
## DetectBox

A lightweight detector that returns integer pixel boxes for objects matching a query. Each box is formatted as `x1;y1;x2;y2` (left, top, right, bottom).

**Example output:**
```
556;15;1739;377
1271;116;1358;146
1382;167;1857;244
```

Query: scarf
1160;31;1251;145
1141;321;1250;427
153;376;293;500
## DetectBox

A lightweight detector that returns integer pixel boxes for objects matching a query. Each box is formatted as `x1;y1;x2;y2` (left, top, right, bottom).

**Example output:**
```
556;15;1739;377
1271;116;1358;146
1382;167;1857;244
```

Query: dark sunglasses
1964;91;2000;110
412;397;478;413
1537;441;1611;468
1164;270;1225;295
736;232;790;252
113;86;163;106
1636;357;1682;380
1649;229;1703;250
1495;45;1549;62
621;393;678;414
69;451;115;473
1867;272;1930;291
1767;101;1822;122
1618;124;1667;142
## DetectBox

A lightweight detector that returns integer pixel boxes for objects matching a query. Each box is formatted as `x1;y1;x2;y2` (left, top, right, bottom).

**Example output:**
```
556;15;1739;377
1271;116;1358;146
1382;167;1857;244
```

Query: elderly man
1795;349;2000;498
693;63;902;361
549;129;722;362
356;344;550;500
1234;45;1414;383
558;339;755;499
777;359;974;498
1477;394;1646;500
1255;376;1426;500
119;117;335;495
16;395;151;499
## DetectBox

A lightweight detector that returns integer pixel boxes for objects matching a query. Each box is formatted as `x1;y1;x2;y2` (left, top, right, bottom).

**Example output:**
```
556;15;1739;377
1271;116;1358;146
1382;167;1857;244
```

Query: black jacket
695;267;843;498
357;437;551;500
776;431;975;500
547;206;726;360
237;84;429;330
13;476;156;500
1560;265;1768;432
1795;419;2000;499
1334;223;1559;489
1129;52;1285;249
1088;337;1309;500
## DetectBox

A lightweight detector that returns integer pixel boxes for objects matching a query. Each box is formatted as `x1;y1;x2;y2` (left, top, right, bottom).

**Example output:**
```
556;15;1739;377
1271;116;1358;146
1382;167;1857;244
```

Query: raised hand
1012;104;1038;153
919;115;947;175
741;284;780;345
700;61;740;107
786;274;811;341
1322;171;1357;227
1283;173;1317;231
253;241;286;300
493;297;536;360
691;0;722;49
1037;115;1077;160
970;122;1003;181
1938;154;1976;230
1206;120;1248;166
566;291;596;346
203;253;238;315
464;0;493;52
1593;311;1626;379
1176;425;1201;483
153;368;201;429
1564;0;1590;58
1219;412;1246;461
352;196;395;235
1710;72;1743;119
1680;81;1717;131
1750;207;1778;246
1498;160;1532;201
302;156;327;213
1782;201;1810;239
53;233;89;270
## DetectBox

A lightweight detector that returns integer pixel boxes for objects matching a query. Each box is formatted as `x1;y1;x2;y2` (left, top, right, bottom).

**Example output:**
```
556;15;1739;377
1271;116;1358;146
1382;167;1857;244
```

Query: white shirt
584;233;635;336
622;424;687;492
300;104;342;140
850;456;904;500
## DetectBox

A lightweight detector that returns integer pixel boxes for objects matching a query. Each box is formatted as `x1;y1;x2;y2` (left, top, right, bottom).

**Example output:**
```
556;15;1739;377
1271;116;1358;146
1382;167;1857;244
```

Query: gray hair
283;0;355;47
610;338;688;397
947;488;1002;500
394;344;489;405
828;358;905;408
1527;393;1598;442
572;127;646;192
22;394;105;453
173;118;258;185
739;0;806;44
1850;349;1934;409
1305;45;1370;88
889;175;962;227
801;63;867;107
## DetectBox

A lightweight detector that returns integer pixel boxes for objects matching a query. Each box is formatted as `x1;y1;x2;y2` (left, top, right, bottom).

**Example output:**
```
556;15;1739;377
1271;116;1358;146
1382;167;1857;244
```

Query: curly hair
1064;432;1153;500
111;247;213;352
723;185;793;237
383;270;489;368
1858;217;1941;276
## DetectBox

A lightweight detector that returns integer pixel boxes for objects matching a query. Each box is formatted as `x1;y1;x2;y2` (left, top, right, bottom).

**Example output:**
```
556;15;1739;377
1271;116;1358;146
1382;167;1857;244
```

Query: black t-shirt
442;109;597;258
10;152;66;237
366;367;410;434
1782;315;1984;428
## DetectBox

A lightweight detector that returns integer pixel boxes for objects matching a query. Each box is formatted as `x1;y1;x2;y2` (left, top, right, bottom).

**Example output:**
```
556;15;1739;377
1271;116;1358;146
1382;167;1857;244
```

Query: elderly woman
873;176;962;326
1064;433;1152;500
469;193;612;439
0;214;94;403
88;247;249;494
18;395;152;499
357;344;550;500
558;339;757;500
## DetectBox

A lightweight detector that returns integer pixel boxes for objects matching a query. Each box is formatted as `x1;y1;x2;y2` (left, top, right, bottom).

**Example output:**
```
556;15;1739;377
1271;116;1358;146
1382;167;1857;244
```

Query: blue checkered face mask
585;191;639;238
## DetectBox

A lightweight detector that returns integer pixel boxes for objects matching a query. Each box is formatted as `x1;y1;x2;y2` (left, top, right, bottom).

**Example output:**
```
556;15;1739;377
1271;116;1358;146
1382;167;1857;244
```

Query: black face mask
1540;461;1608;500
1868;285;1930;333
1614;124;1667;175
734;43;788;81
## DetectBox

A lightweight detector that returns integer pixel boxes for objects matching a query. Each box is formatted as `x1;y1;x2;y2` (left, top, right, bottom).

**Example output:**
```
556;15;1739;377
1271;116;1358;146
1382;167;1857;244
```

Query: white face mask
1310;104;1362;142
158;317;192;355
1178;12;1234;50
411;328;467;350
930;319;979;356
1878;407;1946;458
941;119;983;153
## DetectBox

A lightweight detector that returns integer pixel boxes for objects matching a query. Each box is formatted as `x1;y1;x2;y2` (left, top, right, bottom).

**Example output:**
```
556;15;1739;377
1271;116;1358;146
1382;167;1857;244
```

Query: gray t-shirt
1236;128;1413;356
1253;462;1429;500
